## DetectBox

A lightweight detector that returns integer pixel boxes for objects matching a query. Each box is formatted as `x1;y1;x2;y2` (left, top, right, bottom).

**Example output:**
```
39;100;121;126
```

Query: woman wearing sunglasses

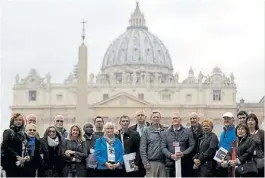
23;123;42;177
39;126;63;177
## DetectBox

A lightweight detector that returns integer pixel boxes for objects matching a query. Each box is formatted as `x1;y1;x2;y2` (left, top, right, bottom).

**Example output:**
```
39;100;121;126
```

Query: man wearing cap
54;115;68;140
161;112;195;177
26;114;40;139
216;112;237;177
129;110;150;137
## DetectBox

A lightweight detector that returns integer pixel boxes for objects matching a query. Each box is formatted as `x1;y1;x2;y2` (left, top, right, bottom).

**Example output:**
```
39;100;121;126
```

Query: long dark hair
43;126;62;141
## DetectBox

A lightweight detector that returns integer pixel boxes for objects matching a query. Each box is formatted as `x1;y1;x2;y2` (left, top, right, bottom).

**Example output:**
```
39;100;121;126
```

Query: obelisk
76;20;88;123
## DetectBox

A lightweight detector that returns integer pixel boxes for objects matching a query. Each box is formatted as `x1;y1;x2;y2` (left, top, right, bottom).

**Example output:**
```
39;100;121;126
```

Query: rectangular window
103;94;109;100
186;94;192;102
29;90;37;101
213;90;221;101
162;94;171;101
56;94;63;101
138;93;144;100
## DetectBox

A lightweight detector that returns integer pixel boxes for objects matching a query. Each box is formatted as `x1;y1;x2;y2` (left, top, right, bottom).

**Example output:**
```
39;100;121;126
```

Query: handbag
86;153;97;169
254;157;264;169
235;161;258;175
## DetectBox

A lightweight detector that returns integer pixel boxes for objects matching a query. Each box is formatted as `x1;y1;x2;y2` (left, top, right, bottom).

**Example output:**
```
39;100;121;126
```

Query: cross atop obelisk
81;20;87;43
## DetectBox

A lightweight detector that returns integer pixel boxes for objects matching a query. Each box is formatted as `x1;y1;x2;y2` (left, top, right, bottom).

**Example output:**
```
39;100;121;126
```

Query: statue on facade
230;73;235;84
198;71;203;84
15;74;19;84
89;73;94;84
45;73;51;84
67;73;74;83
174;72;179;84
96;73;101;84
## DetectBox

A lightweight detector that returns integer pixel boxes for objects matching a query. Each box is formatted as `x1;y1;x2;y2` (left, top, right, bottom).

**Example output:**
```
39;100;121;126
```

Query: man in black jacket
189;112;203;176
83;123;100;177
161;112;195;177
129;110;150;136
116;115;144;177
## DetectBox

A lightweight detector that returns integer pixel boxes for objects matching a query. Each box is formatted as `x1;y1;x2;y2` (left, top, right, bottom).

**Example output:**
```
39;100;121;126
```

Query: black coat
61;139;87;177
2;128;41;177
39;138;63;177
193;132;219;177
84;134;100;154
226;135;256;177
129;122;150;131
116;129;143;177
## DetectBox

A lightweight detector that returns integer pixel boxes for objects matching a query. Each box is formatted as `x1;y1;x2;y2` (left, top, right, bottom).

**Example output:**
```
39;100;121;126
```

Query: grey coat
161;125;195;164
140;124;166;165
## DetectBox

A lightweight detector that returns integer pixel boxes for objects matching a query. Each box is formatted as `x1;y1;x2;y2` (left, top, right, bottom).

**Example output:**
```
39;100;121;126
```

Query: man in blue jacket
216;112;237;177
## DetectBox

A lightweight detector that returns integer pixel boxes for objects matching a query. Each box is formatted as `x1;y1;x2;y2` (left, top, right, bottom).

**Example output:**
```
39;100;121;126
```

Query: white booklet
214;147;228;162
123;152;139;173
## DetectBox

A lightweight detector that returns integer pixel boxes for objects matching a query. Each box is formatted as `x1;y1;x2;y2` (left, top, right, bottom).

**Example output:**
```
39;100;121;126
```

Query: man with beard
54;115;68;140
116;115;143;177
94;116;105;137
129;110;150;137
83;123;100;177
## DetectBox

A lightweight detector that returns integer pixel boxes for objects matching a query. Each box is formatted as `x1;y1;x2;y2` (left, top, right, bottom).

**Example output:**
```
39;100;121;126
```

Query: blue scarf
27;137;35;156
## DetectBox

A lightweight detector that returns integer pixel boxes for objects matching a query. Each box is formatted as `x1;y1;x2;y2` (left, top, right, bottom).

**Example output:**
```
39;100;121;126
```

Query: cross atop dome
127;1;148;30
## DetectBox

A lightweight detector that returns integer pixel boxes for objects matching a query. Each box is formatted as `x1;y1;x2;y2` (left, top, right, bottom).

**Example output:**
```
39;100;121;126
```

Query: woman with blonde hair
61;124;87;177
95;122;124;177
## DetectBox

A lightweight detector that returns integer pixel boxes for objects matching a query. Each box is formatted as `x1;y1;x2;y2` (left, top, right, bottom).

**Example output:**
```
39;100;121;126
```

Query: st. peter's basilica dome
101;2;173;77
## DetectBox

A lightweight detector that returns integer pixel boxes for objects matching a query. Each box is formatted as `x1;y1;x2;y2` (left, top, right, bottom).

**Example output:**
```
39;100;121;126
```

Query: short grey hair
54;115;64;120
26;114;37;121
104;122;115;130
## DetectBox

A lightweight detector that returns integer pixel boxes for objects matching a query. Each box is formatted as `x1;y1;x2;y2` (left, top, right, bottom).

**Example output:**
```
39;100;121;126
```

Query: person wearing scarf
192;119;219;177
221;124;257;177
22;123;41;177
95;122;124;177
1;113;29;177
39;126;63;177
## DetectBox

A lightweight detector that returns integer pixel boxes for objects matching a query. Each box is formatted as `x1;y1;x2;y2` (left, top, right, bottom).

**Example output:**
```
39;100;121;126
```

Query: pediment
21;69;43;85
93;92;152;107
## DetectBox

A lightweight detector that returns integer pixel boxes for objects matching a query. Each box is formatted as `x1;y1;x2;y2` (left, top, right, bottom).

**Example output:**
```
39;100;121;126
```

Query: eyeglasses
28;129;36;132
56;120;64;123
121;120;129;123
48;130;56;133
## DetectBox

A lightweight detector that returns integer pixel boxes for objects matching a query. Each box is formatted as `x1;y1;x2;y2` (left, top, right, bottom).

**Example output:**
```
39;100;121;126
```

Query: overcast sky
1;0;264;129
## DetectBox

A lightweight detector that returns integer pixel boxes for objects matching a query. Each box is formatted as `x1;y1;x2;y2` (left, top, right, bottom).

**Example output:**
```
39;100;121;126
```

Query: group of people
0;110;264;177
